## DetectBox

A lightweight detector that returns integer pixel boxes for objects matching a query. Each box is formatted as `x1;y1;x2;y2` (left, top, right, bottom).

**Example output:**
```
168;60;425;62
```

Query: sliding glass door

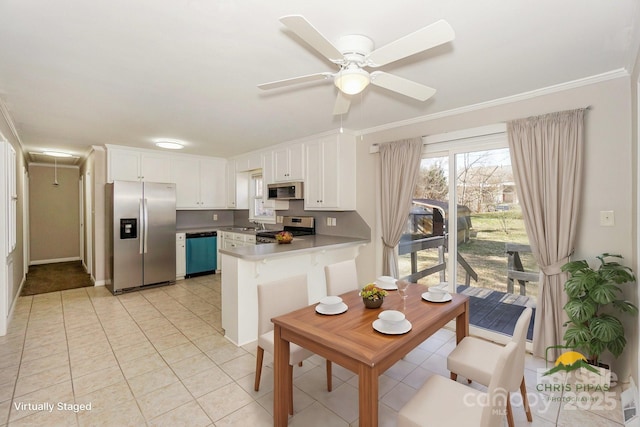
398;133;536;340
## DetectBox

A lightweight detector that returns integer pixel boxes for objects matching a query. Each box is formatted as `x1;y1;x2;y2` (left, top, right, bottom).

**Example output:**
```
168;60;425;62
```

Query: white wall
0;109;26;336
354;75;638;380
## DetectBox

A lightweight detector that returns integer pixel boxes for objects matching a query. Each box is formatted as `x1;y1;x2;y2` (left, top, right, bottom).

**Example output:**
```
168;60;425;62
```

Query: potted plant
360;284;388;309
561;253;638;366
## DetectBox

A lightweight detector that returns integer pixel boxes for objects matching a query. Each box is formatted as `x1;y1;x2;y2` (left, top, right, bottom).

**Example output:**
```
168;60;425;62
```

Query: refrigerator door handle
139;199;144;254
143;198;149;254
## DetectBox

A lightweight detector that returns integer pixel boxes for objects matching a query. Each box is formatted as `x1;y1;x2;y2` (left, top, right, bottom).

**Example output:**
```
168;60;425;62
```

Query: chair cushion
447;336;498;386
258;331;313;366
398;375;485;427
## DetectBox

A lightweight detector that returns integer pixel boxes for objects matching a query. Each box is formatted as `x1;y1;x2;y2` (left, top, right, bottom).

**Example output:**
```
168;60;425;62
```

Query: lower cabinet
176;233;186;280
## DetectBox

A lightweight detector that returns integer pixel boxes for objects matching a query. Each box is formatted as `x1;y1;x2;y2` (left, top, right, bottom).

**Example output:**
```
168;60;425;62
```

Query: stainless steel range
256;216;315;244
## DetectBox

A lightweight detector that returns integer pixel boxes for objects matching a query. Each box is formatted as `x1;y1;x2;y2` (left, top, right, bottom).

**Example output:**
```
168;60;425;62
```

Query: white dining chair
398;341;518;427
447;306;533;427
324;259;359;296
323;259;360;387
254;274;331;415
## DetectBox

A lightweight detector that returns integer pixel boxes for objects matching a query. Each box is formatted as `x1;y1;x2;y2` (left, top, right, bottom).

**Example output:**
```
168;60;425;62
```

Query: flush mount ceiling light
334;66;370;95
42;151;73;158
154;138;185;150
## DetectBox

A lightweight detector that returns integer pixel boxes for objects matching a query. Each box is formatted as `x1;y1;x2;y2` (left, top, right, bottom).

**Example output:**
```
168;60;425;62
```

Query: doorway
398;128;536;342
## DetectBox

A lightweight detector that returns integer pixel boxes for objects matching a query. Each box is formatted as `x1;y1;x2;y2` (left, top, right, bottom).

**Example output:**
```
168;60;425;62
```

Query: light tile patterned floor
0;274;627;426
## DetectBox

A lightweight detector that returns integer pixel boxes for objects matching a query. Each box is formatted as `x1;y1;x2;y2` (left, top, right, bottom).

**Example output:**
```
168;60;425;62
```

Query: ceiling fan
258;15;455;115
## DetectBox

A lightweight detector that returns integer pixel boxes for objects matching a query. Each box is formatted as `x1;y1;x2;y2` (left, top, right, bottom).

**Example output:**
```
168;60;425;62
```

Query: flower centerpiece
360;283;388;309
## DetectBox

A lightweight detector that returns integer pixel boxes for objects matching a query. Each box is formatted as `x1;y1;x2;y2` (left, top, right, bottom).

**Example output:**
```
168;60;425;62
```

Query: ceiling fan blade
366;19;455;67
333;91;351;115
280;15;343;62
370;71;436;101
258;72;333;90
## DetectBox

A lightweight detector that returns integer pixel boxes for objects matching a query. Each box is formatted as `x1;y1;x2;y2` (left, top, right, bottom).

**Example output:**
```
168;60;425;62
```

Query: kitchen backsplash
177;202;370;240
176;210;234;230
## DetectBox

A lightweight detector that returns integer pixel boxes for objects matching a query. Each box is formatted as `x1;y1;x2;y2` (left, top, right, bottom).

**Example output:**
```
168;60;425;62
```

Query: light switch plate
600;210;614;227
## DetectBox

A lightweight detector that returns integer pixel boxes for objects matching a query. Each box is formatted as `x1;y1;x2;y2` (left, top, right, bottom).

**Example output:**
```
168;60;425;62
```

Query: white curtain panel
379;138;423;277
507;108;585;360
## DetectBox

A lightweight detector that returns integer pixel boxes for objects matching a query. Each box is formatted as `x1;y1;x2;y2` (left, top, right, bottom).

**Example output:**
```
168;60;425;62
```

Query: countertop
219;235;369;261
176;226;260;235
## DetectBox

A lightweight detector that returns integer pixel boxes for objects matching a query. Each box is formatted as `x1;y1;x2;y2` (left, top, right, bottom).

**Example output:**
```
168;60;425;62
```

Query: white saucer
372;319;412;335
315;302;348;315
374;276;398;290
421;291;452;303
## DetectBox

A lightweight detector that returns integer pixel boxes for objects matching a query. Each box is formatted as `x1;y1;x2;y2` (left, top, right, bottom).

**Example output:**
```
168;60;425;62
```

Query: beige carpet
21;261;93;296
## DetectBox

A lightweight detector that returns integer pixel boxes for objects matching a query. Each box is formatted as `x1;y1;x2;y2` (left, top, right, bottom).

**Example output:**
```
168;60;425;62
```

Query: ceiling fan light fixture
335;67;370;95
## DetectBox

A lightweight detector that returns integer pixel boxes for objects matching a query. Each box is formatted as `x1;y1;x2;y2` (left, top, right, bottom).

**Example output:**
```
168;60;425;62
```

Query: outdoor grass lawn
399;209;541;299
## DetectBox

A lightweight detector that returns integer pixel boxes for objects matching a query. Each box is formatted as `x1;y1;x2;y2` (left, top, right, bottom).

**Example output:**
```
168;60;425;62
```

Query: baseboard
93;279;106;287
30;256;81;266
7;275;26;333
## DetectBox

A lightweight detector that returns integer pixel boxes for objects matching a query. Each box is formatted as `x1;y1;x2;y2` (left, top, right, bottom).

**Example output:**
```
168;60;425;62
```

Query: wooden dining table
271;283;470;426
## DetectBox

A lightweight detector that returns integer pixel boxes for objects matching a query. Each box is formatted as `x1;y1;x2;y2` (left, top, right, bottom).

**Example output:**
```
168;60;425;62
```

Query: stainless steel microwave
267;182;303;200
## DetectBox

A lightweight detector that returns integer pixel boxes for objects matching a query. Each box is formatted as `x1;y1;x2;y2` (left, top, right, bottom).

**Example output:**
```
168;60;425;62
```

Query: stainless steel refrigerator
106;181;176;294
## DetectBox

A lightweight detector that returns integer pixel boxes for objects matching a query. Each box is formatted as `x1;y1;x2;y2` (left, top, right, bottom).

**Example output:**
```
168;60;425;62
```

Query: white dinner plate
421;291;452;303
374;276;398;290
315;302;348;315
372;319;412;335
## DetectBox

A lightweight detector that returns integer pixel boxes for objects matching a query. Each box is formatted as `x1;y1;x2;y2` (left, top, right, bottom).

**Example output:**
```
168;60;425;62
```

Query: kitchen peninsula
220;234;369;345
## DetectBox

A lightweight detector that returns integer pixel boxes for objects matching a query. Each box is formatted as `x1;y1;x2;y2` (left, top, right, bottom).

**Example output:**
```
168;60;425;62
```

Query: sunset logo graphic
542;351;600;376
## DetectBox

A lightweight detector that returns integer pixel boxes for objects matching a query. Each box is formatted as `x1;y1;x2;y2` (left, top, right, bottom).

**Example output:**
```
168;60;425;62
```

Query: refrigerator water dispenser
120;218;137;239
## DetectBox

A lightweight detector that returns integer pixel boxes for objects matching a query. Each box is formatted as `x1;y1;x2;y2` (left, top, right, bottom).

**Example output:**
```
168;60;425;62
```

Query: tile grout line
5;295;33;425
83;286;151;426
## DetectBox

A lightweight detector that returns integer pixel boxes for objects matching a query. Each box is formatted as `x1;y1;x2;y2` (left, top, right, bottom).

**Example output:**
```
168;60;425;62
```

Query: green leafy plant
359;284;388;301
561;253;638;364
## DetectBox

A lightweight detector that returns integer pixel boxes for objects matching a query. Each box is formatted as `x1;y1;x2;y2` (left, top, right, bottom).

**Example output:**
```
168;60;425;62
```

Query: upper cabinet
171;156;226;209
305;133;356;211
235;152;262;172
107;146;171;183
106;145;227;210
272;143;304;182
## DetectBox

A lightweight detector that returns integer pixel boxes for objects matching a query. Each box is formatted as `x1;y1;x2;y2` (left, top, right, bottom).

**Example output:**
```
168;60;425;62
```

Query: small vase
363;298;384;309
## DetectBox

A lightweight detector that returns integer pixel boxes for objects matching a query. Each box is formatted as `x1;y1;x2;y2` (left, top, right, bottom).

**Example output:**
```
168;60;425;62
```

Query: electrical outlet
600;210;614;227
331;218;337;226
276;215;283;223
213;214;218;221
326;217;332;226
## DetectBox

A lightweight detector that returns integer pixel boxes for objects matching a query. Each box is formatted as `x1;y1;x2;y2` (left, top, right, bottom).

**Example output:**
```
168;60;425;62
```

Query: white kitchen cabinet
176;233;186;279
107;146;172;183
199;158;226;208
304;133;356;210
221;231;256;249
273;143;304;182
235;152;262;172
226;161;249;209
170;156;226;209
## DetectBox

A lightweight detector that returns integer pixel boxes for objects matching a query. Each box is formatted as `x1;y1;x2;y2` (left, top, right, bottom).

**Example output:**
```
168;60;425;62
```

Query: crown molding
359;68;629;137
0;97;23;149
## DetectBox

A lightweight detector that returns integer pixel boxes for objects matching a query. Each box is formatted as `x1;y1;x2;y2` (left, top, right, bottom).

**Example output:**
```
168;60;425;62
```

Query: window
249;172;275;222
